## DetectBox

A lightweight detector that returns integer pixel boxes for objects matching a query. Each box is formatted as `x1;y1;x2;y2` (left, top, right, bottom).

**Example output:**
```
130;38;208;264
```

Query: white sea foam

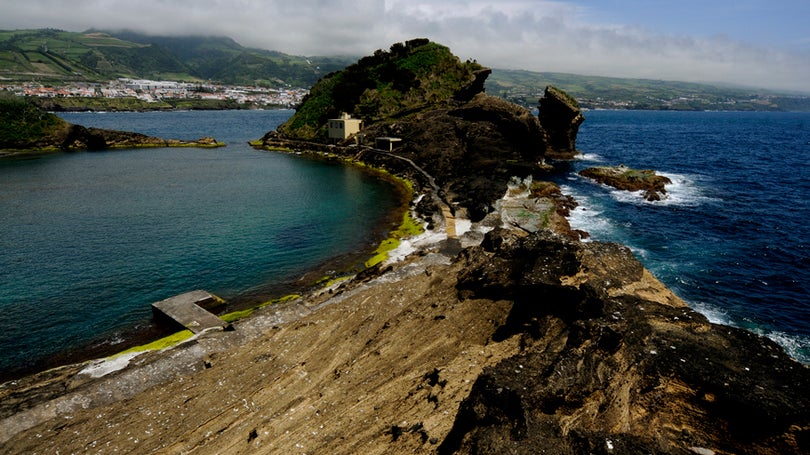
576;152;604;162
559;185;615;241
690;300;732;326
606;172;717;207
383;229;446;264
455;218;472;236
79;351;143;378
760;330;810;364
689;300;810;364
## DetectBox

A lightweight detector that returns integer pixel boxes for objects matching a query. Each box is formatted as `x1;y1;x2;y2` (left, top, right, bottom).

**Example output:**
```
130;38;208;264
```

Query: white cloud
0;0;807;92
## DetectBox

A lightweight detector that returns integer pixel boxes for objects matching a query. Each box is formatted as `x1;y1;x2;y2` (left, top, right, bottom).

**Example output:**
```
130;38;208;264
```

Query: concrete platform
151;290;229;334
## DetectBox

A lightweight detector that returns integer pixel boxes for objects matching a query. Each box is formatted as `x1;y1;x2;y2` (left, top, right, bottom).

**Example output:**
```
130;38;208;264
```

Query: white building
328;113;363;141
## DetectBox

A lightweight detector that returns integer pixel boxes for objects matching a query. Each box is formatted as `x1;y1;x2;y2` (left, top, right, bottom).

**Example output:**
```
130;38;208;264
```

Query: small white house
328;113;363;141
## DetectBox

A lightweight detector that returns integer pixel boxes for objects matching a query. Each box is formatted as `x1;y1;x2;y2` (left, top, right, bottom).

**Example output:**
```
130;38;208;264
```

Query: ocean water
552;110;810;363
0;110;402;378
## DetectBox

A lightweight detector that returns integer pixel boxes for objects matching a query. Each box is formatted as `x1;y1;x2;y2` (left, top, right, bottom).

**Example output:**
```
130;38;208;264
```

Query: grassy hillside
107;31;353;86
488;70;810;111
277;39;484;140
0;29;141;82
0;29;353;86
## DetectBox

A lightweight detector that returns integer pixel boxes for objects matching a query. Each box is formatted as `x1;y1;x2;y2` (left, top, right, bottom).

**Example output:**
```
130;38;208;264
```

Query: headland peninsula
0;94;224;157
1;39;808;454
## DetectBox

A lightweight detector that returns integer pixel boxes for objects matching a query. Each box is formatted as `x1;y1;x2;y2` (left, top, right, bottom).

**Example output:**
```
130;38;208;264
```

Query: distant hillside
0;29;353;87
4;29;809;111
106;31;354;86
487;70;810;111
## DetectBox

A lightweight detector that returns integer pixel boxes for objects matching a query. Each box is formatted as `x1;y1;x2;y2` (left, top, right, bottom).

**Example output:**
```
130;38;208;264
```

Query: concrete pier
151;290;229;334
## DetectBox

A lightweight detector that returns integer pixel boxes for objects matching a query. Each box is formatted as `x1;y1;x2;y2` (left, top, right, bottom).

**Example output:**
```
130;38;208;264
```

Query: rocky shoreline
2;41;808;453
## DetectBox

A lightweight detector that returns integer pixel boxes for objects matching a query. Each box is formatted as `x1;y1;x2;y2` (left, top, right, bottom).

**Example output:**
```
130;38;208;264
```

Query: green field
0;29;352;86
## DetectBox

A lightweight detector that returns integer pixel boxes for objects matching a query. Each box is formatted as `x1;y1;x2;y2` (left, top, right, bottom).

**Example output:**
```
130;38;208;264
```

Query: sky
1;0;809;92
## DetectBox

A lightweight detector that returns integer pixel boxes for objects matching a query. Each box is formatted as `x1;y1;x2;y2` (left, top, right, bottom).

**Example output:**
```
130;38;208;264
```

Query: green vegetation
31;96;173;111
278;39;483;140
365;208;424;268
0;93;66;147
0;29;353;86
6;29;808;111
488;69;810;111
114;329;195;357
220;294;301;323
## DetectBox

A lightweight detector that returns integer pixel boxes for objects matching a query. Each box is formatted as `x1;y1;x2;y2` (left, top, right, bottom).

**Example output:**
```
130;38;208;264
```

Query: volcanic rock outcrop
538;85;585;159
442;229;809;454
580;165;672;201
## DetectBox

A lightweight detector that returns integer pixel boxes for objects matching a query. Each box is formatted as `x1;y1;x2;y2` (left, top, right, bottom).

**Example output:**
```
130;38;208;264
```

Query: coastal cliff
2;40;808;453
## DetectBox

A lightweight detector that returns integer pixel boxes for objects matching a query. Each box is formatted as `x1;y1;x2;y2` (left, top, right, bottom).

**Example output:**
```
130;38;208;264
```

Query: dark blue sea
0;110;402;378
552;110;810;363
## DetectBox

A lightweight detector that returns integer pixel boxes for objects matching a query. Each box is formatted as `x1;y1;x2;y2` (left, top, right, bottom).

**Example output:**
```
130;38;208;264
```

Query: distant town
0;78;309;107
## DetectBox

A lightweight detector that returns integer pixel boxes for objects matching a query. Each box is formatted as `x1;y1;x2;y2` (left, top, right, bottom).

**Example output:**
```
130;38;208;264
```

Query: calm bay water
0;110;401;377
553;110;810;363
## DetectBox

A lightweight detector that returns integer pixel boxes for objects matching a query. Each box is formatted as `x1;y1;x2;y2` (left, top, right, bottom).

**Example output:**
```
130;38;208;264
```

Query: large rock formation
3;226;807;454
539;85;585;159
357;93;547;221
258;39;581;222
